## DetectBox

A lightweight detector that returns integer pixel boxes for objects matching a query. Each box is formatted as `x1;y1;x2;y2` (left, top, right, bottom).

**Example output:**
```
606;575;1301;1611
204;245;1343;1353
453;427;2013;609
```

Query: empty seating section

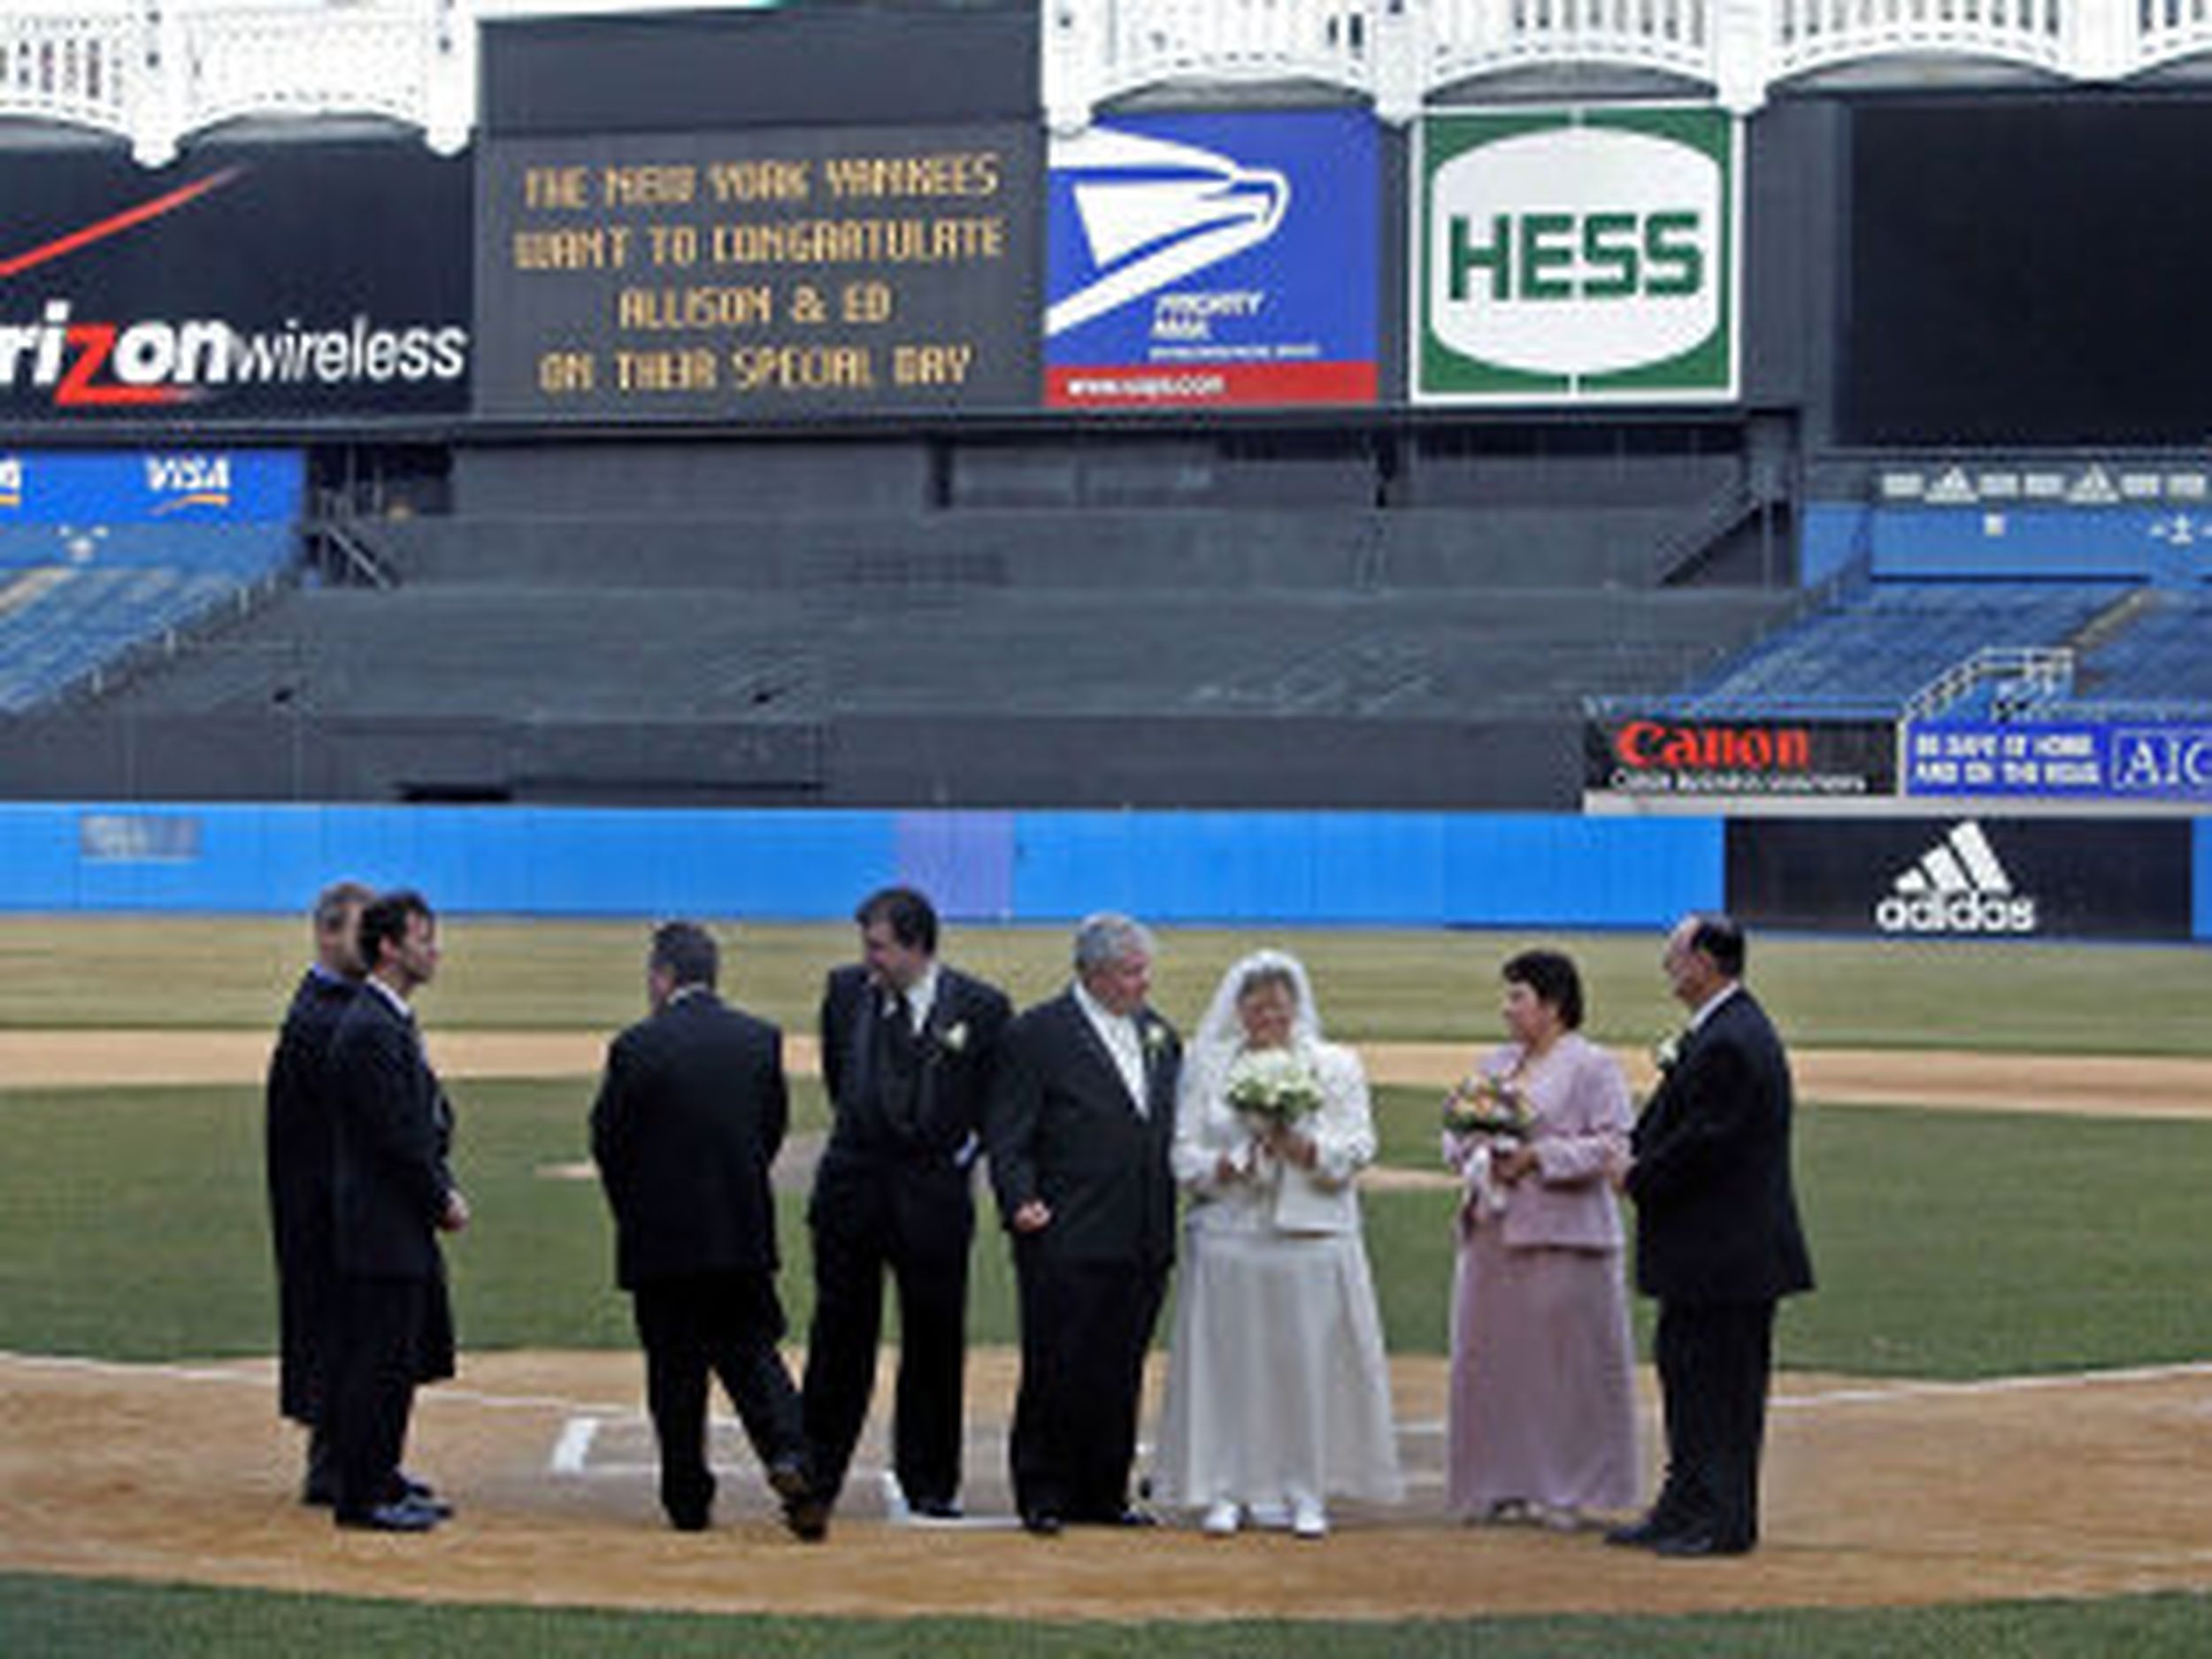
1660;580;2131;718
2055;589;2212;715
0;523;294;713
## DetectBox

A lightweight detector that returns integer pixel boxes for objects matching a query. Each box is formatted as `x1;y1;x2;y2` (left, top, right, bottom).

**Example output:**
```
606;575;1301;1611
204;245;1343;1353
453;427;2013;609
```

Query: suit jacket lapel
1061;992;1144;1114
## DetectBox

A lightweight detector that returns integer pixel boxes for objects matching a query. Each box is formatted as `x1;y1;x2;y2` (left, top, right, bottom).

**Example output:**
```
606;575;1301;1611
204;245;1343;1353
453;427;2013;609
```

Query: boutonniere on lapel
1140;1018;1171;1058
1652;1032;1685;1075
935;1019;970;1056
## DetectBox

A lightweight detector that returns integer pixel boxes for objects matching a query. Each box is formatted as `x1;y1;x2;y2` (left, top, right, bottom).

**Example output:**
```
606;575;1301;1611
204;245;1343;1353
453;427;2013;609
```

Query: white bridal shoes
1201;1500;1241;1536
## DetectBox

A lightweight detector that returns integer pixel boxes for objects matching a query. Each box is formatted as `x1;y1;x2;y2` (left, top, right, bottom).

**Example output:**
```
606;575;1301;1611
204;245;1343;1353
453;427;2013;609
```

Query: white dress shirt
1074;979;1148;1113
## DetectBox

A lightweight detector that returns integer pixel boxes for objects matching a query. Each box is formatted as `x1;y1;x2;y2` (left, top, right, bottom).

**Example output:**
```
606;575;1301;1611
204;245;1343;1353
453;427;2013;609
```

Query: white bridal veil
1185;948;1326;1104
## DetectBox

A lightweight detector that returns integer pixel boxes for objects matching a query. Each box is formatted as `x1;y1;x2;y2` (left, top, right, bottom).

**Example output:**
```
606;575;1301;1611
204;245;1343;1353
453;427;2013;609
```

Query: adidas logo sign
1874;820;2039;934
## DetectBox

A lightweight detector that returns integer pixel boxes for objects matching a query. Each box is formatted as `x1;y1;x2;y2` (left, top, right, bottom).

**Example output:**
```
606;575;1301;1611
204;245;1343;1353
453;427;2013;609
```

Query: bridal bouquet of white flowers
1225;1047;1323;1126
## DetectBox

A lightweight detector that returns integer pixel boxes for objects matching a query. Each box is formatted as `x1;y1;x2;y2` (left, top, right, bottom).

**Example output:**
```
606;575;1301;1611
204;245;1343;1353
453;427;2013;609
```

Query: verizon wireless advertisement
0;141;471;423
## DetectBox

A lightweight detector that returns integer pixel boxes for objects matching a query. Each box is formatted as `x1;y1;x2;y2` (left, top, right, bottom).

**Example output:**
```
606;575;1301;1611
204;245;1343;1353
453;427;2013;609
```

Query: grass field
4;917;2209;1653
7;915;2212;1056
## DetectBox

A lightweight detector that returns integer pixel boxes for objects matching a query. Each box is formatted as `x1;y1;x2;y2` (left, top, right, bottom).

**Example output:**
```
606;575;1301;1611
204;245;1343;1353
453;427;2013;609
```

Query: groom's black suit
1625;987;1813;1553
324;983;457;1522
803;961;1010;1510
986;990;1179;1525
590;986;809;1528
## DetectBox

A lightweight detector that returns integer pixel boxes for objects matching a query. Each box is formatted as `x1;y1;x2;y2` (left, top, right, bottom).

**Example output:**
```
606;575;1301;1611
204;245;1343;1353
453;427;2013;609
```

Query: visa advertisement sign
1045;110;1379;409
1906;721;2212;802
1413;106;1738;404
0;449;302;523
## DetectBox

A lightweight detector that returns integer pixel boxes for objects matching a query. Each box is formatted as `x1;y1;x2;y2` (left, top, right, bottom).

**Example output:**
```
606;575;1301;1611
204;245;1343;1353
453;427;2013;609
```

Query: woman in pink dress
1441;948;1638;1529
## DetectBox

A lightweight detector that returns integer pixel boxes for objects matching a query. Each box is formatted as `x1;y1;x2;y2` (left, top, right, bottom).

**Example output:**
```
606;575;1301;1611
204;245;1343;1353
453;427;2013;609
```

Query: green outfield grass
4;916;2211;1056
5;1076;2210;1376
3;1575;2209;1657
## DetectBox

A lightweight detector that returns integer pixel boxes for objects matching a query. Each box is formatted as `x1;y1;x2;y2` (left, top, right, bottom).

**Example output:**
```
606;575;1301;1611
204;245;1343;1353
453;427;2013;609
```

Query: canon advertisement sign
1726;818;2193;941
1586;717;1897;797
0;141;470;423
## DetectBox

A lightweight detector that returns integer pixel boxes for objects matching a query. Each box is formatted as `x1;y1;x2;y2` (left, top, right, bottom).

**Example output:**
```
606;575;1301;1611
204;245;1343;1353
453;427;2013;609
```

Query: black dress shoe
1102;1506;1158;1528
664;1504;710;1533
906;1496;963;1520
1604;1516;1676;1548
387;1478;453;1519
766;1459;830;1541
335;1498;441;1532
1021;1509;1064;1537
1652;1532;1752;1558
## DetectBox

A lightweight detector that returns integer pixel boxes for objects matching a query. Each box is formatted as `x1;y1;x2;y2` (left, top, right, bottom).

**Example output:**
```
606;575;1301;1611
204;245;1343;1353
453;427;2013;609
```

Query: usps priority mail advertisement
1044;109;1379;409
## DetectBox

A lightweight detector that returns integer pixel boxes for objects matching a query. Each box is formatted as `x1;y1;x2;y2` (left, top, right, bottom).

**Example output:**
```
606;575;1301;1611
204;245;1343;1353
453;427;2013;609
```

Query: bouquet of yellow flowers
1225;1047;1324;1126
1441;1073;1532;1139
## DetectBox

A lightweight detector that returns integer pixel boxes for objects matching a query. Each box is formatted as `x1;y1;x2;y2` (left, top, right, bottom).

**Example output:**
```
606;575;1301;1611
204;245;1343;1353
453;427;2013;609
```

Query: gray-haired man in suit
986;912;1179;1535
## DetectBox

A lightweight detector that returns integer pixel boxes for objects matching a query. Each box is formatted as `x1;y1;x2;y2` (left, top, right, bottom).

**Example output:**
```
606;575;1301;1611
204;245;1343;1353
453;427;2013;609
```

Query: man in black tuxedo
986;912;1179;1535
324;888;467;1532
802;887;1010;1521
1614;912;1814;1558
590;921;826;1540
265;878;372;1505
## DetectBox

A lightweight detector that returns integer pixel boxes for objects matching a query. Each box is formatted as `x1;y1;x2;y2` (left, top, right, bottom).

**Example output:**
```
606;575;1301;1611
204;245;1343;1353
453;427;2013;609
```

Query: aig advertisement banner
474;124;1041;421
1726;818;2193;941
0;449;302;524
0;142;471;422
1906;721;2212;803
1412;106;1739;404
1044;109;1379;409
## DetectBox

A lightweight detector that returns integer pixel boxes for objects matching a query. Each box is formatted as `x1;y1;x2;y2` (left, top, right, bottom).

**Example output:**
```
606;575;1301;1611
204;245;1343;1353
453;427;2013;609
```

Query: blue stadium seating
0;524;295;713
2042;588;2212;718
1651;579;2132;718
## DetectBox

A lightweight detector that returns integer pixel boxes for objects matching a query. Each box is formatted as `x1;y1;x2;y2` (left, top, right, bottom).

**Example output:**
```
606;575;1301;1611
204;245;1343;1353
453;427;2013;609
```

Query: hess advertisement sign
1412;106;1739;404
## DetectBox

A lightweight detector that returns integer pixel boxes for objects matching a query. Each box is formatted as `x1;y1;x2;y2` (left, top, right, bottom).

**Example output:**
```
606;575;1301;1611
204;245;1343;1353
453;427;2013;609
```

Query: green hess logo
1414;107;1738;403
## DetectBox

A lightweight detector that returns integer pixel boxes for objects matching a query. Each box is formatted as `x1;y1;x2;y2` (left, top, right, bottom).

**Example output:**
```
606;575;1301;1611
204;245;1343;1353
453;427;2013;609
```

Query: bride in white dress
1150;949;1402;1538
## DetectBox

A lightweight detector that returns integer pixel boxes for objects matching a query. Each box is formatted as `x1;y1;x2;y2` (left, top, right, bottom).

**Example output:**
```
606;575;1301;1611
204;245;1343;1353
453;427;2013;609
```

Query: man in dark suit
986;912;1179;1535
802;887;1010;1522
265;878;372;1505
590;920;826;1540
324;888;467;1532
1614;912;1814;1558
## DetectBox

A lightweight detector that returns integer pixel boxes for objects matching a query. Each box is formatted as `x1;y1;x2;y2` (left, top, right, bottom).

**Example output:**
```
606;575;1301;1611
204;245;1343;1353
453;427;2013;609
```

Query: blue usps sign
1044;109;1379;408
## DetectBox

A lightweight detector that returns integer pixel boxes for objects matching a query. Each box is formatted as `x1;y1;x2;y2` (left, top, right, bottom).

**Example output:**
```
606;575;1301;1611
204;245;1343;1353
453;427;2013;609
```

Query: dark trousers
633;1271;807;1525
803;1214;970;1508
1009;1247;1167;1523
326;1274;426;1519
1653;1298;1778;1550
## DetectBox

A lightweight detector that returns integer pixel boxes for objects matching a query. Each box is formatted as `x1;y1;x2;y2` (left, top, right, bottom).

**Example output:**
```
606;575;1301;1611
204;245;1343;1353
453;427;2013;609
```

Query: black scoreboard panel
1843;96;2212;446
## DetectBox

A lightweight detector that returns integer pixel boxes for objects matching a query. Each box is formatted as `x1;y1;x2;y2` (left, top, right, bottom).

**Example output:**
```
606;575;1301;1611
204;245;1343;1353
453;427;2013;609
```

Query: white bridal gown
1150;1035;1403;1517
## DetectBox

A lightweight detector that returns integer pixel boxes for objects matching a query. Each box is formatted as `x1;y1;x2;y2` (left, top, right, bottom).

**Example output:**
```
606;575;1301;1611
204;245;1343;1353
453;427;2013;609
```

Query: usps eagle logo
1046;127;1289;338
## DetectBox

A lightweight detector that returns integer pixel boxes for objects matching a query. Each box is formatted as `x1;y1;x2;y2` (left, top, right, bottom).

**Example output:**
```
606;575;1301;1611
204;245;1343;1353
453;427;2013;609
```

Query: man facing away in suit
265;878;373;1507
590;920;827;1540
987;911;1179;1535
324;888;467;1532
802;886;1011;1522
1611;911;1814;1558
